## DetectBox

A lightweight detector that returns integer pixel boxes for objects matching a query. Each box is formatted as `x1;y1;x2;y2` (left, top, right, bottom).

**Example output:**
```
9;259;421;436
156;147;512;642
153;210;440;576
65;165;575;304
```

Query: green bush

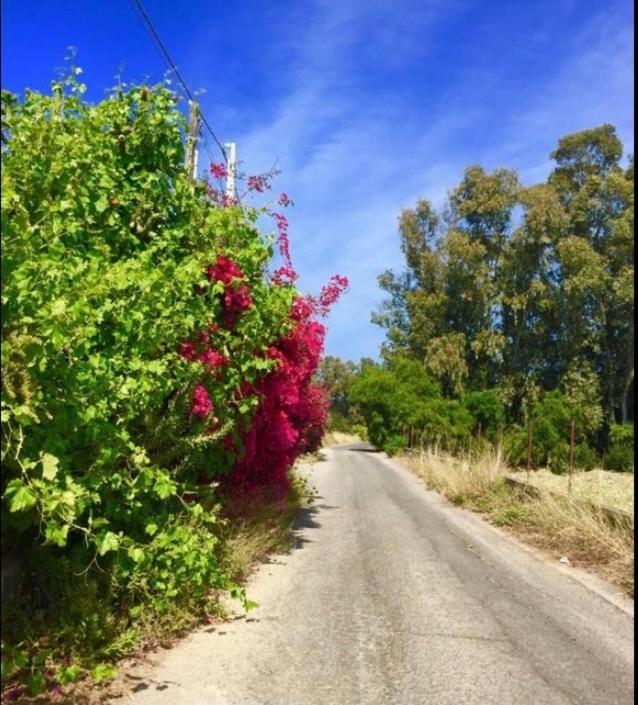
1;72;303;693
503;425;528;467
574;443;597;471
532;391;570;467
327;409;350;432
350;423;368;441
463;389;505;441
605;424;634;472
548;441;569;474
383;435;407;457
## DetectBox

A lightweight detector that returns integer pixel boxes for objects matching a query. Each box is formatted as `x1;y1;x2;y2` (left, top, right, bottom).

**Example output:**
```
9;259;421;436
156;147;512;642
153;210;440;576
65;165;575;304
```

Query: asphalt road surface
114;444;634;705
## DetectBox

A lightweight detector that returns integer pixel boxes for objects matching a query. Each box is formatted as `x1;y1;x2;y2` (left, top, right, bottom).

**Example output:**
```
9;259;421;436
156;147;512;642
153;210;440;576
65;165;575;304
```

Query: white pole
192;144;199;180
224;142;237;199
185;101;199;179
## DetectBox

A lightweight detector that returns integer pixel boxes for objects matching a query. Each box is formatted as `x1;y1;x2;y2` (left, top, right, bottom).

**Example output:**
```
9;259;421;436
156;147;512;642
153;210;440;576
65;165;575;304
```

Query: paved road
115;444;634;705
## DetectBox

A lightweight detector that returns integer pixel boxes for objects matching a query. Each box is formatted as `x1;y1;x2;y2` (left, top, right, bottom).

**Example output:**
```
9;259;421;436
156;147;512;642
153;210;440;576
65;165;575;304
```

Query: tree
549;125;634;425
316;356;361;430
372;124;633;450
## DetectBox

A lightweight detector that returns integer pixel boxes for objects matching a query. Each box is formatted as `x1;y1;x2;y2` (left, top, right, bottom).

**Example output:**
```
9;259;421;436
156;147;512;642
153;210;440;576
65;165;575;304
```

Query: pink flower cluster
210;162;228;179
178;331;227;373
247;175;268;193
206;183;237;208
198;347;227;370
317;275;349;316
207;256;243;285
218;295;330;504
192;384;214;418
179;166;350;508
270;212;291;266
271;265;298;285
207;256;253;328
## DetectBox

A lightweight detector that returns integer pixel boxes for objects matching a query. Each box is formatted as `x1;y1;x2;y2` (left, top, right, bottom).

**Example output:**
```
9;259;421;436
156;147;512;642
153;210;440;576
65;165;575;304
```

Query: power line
128;0;227;163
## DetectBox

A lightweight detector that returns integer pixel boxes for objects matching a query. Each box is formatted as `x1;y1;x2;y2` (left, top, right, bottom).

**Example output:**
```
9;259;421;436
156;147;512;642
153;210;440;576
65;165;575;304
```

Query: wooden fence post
526;416;533;482
568;419;575;494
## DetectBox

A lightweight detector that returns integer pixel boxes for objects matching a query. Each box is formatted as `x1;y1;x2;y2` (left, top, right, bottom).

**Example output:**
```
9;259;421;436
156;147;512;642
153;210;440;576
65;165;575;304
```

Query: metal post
526;416;533;481
568;420;575;494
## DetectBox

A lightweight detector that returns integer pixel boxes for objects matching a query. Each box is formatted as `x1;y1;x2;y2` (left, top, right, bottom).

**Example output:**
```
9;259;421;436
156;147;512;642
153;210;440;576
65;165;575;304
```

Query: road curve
114;444;634;705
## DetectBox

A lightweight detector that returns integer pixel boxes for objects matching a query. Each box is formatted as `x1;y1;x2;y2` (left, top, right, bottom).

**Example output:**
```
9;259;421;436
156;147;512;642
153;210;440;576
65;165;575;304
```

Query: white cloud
201;0;633;362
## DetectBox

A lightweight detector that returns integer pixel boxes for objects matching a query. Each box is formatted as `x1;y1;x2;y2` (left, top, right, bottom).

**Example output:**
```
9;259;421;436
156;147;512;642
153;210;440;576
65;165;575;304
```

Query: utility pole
185;101;200;179
224;142;237;199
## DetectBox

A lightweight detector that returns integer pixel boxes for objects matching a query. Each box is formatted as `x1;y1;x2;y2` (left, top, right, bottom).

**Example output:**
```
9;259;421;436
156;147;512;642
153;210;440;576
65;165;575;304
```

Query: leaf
145;522;158;536
127;546;145;563
12;404;39;426
97;531;120;556
45;523;70;547
95;195;108;213
153;475;176;499
51;298;67;316
58;664;82;684
41;452;59;480
4;479;37;512
91;663;118;682
26;672;46;696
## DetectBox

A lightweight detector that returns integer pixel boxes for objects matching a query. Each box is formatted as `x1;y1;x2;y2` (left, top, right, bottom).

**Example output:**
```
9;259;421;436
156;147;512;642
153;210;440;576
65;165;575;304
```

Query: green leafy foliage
347;356;473;453
605;424;634;472
462;389;505;441
1;69;332;696
372;124;633;452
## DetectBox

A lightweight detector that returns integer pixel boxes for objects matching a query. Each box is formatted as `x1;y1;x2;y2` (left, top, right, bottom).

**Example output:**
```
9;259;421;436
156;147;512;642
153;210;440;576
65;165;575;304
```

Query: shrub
383;435;407;457
548;441;570;474
605;424;634;472
574;443;597;471
1;71;347;694
463;389;505;441
503;425;528;468
349;356;457;451
350;423;369;441
533;390;570;466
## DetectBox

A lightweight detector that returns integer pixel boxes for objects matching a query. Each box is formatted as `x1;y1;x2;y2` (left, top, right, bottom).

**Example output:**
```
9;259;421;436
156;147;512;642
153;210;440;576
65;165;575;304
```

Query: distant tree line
318;125;633;471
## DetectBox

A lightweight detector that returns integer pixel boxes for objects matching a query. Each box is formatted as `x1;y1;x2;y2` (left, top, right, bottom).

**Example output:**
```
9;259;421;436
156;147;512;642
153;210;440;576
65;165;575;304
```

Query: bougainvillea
183;170;348;506
217;297;330;503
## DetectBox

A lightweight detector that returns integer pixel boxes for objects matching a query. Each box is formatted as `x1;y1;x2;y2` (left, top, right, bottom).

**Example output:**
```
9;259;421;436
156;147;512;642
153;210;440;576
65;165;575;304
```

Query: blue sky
2;0;633;361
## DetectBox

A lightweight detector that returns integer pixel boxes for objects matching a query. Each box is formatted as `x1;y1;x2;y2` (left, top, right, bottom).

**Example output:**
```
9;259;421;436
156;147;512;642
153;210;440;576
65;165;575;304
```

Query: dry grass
221;468;316;582
405;446;509;505
405;448;634;596
509;468;634;513
322;431;362;447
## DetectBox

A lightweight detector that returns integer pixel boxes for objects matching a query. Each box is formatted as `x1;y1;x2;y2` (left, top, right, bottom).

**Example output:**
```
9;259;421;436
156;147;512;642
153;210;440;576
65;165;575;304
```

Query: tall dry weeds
405;446;634;596
406;445;509;505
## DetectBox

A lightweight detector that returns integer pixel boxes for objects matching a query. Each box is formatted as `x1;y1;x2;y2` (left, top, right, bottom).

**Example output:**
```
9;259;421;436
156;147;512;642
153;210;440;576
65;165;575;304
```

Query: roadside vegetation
319;123;633;471
317;123;634;594
404;448;633;595
509;468;633;513
1;68;345;700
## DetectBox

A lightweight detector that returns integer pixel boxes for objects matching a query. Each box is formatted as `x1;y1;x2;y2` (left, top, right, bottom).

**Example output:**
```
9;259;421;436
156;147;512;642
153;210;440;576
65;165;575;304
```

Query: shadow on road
288;498;338;550
332;442;377;453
